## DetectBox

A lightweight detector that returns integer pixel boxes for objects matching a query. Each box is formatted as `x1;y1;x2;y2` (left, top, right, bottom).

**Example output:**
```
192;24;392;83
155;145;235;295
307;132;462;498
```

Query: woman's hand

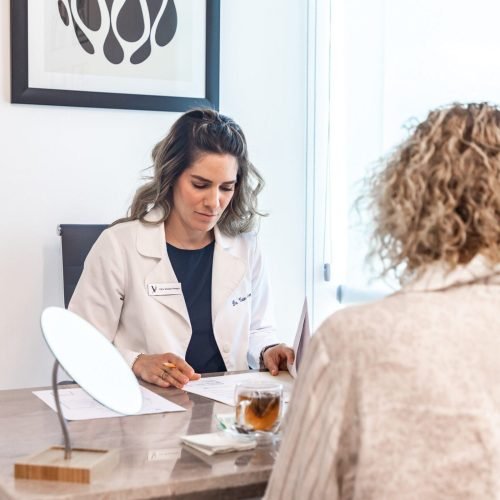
262;344;295;376
132;353;201;389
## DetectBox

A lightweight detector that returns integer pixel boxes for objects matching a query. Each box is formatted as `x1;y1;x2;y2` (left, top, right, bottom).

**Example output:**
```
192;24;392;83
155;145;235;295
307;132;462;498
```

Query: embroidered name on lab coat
147;283;182;296
232;292;252;306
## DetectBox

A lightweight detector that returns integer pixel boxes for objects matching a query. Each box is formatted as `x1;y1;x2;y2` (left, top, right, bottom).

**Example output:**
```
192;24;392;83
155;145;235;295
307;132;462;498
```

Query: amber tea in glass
234;382;283;434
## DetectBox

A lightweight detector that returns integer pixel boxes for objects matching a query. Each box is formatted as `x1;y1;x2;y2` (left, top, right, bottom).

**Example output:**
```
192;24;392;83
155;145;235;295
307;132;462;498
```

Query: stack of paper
180;432;256;456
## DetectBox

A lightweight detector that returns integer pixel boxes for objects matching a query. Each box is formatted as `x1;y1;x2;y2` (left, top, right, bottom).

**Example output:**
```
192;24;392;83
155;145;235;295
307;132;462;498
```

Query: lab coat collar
138;207;189;326
137;206;234;257
402;255;500;293
213;225;232;250
212;228;246;320
135;206;244;324
136;207;166;259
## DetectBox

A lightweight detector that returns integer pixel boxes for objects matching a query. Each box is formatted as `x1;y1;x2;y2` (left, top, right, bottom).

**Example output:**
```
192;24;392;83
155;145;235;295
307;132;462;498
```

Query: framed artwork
10;0;220;111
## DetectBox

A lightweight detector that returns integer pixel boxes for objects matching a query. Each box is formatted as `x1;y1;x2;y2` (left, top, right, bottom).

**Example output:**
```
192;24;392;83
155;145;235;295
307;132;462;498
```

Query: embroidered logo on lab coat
232;292;252;306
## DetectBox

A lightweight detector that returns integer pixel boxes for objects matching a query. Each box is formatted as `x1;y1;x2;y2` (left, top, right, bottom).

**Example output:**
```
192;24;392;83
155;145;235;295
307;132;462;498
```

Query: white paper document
287;298;311;378
183;371;294;407
33;385;186;420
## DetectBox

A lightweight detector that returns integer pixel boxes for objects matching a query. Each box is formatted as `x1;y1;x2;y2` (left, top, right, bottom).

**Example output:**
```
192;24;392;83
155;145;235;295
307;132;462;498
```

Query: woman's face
170;153;238;236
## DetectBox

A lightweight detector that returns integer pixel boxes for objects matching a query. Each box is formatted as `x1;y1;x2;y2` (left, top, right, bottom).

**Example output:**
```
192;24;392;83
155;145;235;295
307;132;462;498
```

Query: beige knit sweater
266;257;500;499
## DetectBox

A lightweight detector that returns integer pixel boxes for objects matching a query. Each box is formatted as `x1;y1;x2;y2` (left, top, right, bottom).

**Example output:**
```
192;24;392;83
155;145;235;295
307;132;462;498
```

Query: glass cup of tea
234;382;283;443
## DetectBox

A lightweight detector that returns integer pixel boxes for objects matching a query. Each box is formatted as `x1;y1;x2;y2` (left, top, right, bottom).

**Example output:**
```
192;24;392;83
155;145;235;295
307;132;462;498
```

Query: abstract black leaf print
68;2;95;54
102;0;124;64
146;0;164;24
130;0;163;65
56;0;178;65
116;0;145;43
57;0;70;26
156;0;177;47
76;0;101;32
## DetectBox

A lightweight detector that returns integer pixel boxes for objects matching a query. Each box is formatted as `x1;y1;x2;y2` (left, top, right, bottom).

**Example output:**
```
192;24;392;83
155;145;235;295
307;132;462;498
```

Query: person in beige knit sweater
265;103;500;500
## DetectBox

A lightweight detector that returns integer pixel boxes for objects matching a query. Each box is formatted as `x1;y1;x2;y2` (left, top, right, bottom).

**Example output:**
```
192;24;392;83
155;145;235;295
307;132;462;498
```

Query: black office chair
58;224;108;308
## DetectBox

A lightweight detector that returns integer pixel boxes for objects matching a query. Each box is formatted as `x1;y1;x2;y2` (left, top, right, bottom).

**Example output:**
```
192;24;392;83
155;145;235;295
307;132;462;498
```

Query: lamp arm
52;360;72;460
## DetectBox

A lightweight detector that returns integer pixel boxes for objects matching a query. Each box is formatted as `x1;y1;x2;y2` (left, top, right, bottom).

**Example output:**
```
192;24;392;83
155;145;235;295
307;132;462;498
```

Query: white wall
0;0;307;390
382;0;500;148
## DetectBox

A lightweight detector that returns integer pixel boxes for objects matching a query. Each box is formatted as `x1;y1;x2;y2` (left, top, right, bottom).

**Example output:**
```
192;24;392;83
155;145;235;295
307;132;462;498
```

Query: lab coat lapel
212;227;246;321
137;210;190;327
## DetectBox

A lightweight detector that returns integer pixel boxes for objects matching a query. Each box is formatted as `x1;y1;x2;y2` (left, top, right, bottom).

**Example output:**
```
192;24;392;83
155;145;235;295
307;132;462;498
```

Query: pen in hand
162;360;202;384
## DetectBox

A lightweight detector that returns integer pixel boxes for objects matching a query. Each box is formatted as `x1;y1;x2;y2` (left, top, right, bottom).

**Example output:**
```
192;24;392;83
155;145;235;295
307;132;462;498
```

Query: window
308;0;500;327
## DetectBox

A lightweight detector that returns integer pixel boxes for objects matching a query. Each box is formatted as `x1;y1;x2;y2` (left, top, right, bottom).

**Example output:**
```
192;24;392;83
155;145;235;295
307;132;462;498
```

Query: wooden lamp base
14;446;118;483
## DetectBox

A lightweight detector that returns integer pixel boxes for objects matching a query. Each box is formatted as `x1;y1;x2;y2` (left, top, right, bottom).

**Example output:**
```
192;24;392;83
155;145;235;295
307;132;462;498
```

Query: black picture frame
10;0;220;112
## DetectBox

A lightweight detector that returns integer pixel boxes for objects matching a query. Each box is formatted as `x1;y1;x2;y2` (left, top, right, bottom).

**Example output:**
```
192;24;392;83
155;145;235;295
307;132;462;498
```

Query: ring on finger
161;371;167;381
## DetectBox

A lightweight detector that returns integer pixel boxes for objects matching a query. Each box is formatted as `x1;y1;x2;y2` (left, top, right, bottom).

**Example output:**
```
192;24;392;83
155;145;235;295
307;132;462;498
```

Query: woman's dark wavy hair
114;108;265;235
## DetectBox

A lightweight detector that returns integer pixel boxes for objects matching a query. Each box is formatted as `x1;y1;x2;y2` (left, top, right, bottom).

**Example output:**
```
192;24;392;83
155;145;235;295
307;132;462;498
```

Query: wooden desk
0;376;278;499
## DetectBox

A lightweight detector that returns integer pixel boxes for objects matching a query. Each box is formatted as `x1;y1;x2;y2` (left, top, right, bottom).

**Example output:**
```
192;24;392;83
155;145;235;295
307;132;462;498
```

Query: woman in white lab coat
69;108;294;388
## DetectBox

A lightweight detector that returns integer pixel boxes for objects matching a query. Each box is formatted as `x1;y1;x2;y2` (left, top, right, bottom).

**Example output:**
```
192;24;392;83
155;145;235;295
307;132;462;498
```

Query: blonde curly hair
368;102;500;283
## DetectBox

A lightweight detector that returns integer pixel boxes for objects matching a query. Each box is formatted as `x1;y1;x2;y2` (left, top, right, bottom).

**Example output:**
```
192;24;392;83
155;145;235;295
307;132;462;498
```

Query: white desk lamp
14;307;142;483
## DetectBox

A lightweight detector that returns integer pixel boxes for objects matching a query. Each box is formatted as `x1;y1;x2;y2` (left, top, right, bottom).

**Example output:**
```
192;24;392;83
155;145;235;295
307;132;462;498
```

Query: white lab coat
69;208;278;371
